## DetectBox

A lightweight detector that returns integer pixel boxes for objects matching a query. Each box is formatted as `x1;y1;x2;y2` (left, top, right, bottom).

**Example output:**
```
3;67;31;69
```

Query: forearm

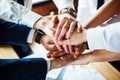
49;58;62;70
0;0;42;28
84;0;120;29
86;50;120;63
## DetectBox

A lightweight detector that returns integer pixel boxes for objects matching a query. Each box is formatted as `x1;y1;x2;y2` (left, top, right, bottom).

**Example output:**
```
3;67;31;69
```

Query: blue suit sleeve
0;58;48;80
0;19;31;45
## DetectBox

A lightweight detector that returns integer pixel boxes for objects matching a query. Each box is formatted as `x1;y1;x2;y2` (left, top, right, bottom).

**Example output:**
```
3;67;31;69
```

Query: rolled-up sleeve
0;0;42;28
86;22;120;53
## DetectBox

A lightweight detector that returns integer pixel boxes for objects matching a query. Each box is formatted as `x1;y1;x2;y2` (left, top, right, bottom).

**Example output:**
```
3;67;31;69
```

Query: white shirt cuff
21;11;42;28
45;58;50;72
27;29;35;43
86;27;106;51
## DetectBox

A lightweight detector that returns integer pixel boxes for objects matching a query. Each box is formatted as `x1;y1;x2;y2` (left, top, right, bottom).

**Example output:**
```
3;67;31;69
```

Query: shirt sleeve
86;22;120;53
53;0;75;12
27;29;35;43
0;0;42;28
0;19;31;46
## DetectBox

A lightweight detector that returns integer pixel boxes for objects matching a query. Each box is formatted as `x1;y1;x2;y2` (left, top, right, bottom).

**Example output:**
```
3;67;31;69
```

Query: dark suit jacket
0;58;48;80
0;20;48;80
0;19;31;46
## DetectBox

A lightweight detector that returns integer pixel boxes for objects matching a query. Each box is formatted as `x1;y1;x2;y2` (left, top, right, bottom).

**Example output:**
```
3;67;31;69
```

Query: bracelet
35;30;45;44
59;8;77;18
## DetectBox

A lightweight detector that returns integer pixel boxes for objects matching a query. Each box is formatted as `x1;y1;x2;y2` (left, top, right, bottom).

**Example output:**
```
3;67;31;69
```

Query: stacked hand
35;13;120;67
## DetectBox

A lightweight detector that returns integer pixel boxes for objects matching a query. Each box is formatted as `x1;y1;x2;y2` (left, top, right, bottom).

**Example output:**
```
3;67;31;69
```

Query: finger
55;17;68;41
48;45;58;51
77;23;82;32
49;27;56;32
58;18;71;41
55;45;63;51
51;51;66;58
66;21;77;39
73;46;80;59
68;45;74;53
50;11;54;16
66;54;89;65
62;45;69;53
49;15;58;31
60;54;73;60
50;16;58;29
47;51;54;58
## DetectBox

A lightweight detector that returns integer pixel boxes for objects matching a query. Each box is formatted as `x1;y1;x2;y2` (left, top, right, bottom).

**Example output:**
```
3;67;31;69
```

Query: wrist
34;17;48;30
49;58;62;70
84;42;89;50
35;30;45;44
82;30;87;43
59;8;77;18
34;16;52;30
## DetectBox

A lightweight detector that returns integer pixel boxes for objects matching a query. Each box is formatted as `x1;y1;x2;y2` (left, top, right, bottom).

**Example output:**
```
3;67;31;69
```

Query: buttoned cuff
21;11;42;28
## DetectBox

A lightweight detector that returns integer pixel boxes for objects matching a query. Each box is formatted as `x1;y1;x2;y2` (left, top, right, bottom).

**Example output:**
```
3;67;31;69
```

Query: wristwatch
85;42;89;49
35;30;45;44
59;8;77;18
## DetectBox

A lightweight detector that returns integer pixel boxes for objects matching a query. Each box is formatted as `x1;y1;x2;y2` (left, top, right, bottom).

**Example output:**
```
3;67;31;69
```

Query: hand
58;31;87;45
47;44;86;60
34;16;56;37
49;52;74;70
40;35;58;51
49;15;76;53
65;50;120;66
53;13;81;41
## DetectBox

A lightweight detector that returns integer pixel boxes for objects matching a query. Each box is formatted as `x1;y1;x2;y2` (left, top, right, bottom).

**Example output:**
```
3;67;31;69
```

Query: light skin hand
50;50;120;69
34;16;55;37
40;35;58;51
49;50;120;70
33;15;63;51
49;51;74;70
33;15;80;53
50;15;76;53
54;13;79;41
50;15;83;53
65;50;120;66
58;30;87;46
47;43;86;60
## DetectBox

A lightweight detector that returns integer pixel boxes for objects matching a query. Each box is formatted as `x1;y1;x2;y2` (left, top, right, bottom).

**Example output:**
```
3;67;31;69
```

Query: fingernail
66;35;70;39
77;29;80;32
59;48;62;51
66;50;69;53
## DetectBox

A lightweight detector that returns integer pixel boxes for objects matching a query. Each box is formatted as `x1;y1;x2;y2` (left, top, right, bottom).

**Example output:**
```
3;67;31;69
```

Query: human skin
53;0;120;42
49;50;120;69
